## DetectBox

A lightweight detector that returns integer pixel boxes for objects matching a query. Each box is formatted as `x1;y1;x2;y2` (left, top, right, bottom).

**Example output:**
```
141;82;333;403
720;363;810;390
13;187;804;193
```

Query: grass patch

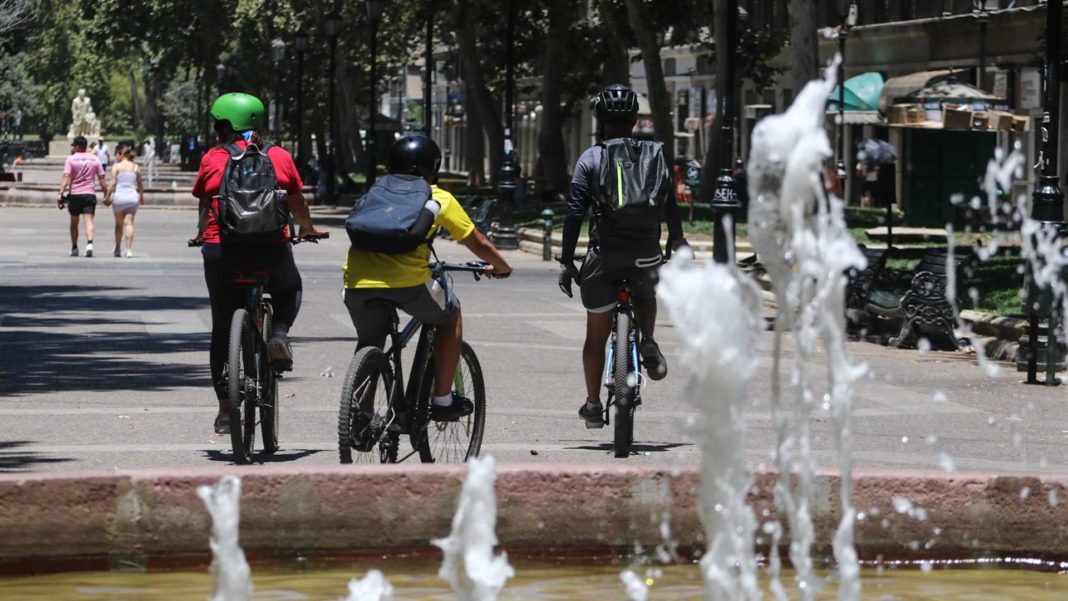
975;287;1025;318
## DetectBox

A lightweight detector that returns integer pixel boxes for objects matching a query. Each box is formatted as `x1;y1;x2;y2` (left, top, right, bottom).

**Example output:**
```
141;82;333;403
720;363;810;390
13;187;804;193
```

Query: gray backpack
215;143;289;241
595;138;668;242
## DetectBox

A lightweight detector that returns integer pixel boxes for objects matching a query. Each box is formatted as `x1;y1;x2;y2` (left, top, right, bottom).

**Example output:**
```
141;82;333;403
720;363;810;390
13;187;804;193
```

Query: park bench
845;245;889;330
864;248;976;350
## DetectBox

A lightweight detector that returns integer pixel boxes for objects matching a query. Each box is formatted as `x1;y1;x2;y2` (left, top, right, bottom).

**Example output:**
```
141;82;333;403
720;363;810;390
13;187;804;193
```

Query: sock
87;239;93;244
272;323;290;339
432;393;453;407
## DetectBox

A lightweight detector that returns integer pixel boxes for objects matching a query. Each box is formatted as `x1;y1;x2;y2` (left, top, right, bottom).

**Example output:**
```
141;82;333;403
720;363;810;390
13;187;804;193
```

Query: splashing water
432;455;514;601
747;58;866;601
620;569;649;601
345;570;394;601
197;475;252;601
659;252;763;601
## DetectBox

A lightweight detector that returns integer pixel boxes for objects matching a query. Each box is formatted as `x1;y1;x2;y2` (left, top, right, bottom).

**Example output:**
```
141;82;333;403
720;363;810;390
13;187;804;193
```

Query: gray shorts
578;248;660;313
344;279;459;343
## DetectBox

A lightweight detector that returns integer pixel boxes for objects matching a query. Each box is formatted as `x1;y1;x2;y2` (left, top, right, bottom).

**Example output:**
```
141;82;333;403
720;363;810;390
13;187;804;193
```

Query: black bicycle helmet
594;84;639;120
387;134;442;180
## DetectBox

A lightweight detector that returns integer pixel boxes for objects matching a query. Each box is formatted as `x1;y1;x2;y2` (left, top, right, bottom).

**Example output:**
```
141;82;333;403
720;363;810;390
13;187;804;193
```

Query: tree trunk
453;0;503;183
788;0;818;96
623;0;674;165
337;61;365;181
128;63;142;128
601;5;630;86
536;0;573;198
143;69;165;154
699;0;731;204
463;79;486;186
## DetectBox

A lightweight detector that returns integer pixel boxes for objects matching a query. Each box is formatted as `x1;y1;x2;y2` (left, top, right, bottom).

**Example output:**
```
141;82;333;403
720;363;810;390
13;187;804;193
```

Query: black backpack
345;174;441;253
594;138;668;242
215;143;289;241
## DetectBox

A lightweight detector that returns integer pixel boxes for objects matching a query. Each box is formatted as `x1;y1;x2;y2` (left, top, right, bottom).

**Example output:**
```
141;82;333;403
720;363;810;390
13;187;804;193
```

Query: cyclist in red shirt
192;93;325;435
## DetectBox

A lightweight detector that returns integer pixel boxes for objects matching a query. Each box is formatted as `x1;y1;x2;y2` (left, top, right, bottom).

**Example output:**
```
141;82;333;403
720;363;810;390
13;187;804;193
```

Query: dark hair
72;135;88;150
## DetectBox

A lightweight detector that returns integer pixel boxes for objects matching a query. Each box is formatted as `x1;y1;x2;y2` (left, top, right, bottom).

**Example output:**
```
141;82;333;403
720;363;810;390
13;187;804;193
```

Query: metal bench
845;245;889;331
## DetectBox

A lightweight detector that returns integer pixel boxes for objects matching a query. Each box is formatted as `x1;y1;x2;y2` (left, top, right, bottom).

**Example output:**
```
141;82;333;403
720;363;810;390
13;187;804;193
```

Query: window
663;58;676;77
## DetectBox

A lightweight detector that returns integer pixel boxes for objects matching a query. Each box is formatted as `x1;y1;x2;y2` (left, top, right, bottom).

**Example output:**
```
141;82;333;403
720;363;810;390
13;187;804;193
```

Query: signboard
1020;69;1041;110
992;71;1008;100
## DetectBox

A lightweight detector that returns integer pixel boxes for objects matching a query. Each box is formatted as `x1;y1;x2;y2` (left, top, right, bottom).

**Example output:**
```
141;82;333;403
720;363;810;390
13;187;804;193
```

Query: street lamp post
1024;0;1065;386
324;10;341;206
294;28;309;163
973;1;989;91
423;0;435;137
271;39;286;140
216;63;227;94
366;0;386;188
836;1;858;197
710;0;739;264
491;0;519;251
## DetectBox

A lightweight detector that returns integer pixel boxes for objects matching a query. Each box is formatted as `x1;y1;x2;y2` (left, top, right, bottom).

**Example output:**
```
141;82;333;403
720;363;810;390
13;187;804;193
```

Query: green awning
828;72;885;112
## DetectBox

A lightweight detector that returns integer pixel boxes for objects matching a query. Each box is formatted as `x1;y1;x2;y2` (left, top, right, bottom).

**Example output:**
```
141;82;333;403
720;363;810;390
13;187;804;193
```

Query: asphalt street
2;206;1066;474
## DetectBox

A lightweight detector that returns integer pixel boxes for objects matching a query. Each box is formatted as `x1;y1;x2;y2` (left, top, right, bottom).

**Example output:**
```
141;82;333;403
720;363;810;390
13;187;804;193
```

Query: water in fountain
432;455;515;601
659;254;763;601
619;569;648;601
196;475;252;601
344;569;394;601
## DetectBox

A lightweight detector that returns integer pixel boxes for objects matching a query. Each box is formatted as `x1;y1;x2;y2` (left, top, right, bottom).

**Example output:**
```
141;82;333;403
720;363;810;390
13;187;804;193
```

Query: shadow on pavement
202;448;324;464
0;441;73;471
0;284;209;397
566;441;693;455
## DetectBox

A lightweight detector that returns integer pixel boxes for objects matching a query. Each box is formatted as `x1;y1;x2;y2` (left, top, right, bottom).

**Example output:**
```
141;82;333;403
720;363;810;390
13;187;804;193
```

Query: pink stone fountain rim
0;464;1065;575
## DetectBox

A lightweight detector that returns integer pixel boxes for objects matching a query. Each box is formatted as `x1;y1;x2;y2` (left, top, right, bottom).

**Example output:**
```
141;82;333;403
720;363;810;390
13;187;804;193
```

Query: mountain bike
339;261;488;464
190;231;328;465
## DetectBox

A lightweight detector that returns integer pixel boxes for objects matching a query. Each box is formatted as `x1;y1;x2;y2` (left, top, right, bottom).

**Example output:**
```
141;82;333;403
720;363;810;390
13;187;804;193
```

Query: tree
451;0;504;183
623;0;675;164
536;0;576;196
787;0;818;95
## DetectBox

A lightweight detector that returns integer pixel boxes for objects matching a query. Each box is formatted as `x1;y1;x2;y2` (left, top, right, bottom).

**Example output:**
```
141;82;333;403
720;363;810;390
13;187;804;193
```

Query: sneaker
70;247;79;257
267;332;294;372
213;412;230;435
113;247;121;257
85;243;93;258
125;250;134;258
640;339;667;381
578;401;604;429
431;393;475;422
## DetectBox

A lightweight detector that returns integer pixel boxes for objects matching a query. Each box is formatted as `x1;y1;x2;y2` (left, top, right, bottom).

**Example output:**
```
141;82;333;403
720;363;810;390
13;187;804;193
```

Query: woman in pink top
58;135;106;257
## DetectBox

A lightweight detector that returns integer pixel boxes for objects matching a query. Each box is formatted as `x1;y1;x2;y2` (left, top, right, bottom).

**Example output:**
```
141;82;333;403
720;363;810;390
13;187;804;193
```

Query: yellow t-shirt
342;185;476;289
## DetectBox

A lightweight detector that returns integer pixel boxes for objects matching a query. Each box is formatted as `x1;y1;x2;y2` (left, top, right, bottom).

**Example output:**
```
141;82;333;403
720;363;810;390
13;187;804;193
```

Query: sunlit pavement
1;206;1065;474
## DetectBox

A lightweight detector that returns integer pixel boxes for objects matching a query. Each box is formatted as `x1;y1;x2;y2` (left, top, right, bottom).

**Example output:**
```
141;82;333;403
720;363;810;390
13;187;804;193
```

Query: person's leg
202;244;239;414
124;212;135;253
69;215;79;249
582;311;614;403
631;267;667;380
113;210;123;254
343;289;393;351
263;244;303;370
84;213;95;246
432;306;462;397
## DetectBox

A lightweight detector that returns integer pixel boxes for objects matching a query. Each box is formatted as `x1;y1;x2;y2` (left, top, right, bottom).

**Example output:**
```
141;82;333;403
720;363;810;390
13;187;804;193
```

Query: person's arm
58;173;70;198
460;229;512;278
135;166;144;204
289;189;324;236
560;157;593;265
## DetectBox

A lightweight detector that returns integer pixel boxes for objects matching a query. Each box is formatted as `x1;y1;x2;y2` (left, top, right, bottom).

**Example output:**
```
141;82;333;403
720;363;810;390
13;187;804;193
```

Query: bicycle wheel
612;312;635;458
259;303;279;454
338;347;398;464
414;342;486;464
227;308;257;465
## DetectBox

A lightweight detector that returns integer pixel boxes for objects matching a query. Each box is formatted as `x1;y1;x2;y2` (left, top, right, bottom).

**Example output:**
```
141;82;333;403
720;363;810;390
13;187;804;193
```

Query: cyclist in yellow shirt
342;135;512;420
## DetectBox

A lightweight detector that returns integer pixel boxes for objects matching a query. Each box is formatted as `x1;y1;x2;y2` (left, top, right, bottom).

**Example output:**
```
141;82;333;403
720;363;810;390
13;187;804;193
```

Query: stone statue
67;89;96;139
85;111;101;140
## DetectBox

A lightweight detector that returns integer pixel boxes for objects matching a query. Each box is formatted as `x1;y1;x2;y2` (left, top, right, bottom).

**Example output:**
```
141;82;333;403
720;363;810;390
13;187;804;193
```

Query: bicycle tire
413;341;486;464
259;303;279;454
227;308;256;465
338;347;398;464
613;312;634;458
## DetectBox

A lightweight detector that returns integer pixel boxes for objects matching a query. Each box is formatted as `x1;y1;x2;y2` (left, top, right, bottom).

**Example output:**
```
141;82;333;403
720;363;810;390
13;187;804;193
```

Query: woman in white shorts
104;146;144;257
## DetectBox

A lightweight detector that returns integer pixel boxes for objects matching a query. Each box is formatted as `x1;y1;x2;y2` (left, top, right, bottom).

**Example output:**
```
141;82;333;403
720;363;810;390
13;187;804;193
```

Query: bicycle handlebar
187;231;329;248
431;260;490;281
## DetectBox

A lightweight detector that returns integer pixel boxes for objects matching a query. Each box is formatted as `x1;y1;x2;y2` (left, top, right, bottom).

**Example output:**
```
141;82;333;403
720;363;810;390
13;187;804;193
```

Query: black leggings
202;243;303;399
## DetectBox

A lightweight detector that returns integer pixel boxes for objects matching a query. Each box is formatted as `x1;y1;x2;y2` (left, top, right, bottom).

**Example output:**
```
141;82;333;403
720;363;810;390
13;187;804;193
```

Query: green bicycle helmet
210;93;265;132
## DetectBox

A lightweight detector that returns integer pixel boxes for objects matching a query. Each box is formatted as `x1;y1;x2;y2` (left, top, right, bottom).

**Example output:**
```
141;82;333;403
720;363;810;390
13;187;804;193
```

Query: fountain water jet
432;455;514;601
196;475;252;601
746;59;866;601
344;569;394;601
660;253;763;601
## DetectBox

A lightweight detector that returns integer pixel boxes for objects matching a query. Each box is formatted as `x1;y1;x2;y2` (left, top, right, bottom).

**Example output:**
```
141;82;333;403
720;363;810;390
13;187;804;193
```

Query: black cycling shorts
578;248;660;313
67;194;96;216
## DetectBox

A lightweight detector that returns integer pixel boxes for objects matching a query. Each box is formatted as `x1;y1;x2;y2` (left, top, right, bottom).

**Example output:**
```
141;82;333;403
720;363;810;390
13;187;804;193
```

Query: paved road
1;206;1066;474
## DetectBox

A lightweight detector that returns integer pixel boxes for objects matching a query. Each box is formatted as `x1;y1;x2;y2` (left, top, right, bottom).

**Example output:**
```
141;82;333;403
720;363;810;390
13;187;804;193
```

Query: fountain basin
1;464;1066;574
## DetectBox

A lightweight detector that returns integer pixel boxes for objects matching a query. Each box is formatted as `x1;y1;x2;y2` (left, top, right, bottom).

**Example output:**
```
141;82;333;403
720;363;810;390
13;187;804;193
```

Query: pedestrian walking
58;135;106;257
104;145;144;258
94;139;111;168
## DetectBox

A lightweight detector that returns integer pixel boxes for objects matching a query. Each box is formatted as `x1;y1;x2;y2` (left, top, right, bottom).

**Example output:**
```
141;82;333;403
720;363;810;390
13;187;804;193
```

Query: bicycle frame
382;314;436;423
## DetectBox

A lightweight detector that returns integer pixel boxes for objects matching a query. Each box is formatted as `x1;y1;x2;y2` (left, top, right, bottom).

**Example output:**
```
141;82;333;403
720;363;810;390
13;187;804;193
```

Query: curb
1;465;1066;573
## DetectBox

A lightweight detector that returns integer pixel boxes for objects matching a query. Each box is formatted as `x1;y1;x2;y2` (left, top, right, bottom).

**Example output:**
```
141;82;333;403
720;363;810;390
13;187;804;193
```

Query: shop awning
877;69;954;113
828;72;884;112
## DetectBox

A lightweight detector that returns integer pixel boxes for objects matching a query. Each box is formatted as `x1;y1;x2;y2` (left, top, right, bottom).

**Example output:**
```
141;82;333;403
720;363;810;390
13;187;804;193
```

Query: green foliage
704;24;788;89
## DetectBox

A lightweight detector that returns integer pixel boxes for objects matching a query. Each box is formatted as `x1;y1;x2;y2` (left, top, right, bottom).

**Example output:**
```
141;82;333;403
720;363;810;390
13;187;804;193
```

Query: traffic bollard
540;207;554;262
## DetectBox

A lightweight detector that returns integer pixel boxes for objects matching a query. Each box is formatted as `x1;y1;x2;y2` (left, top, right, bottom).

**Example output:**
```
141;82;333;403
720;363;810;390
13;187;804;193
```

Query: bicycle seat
229;270;271;285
